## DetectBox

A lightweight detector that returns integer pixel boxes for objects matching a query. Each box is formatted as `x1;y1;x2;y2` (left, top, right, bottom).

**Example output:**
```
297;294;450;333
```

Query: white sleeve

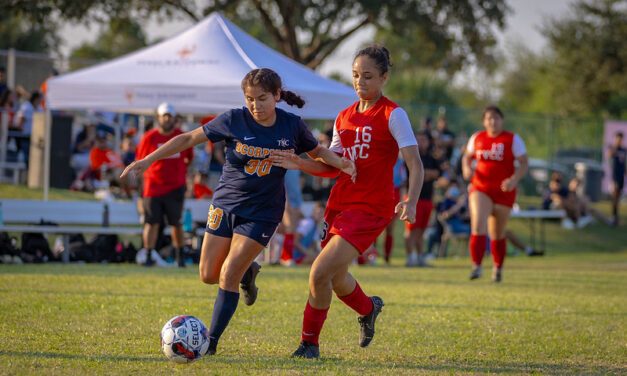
466;132;479;155
512;133;527;157
389;107;417;149
329;117;343;153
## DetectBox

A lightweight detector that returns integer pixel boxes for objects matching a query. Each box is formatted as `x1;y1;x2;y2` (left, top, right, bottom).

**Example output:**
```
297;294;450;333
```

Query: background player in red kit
462;106;528;282
272;45;424;359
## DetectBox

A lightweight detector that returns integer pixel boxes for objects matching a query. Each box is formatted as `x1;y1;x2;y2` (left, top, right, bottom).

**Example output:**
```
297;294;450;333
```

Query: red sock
384;234;393;260
491;238;507;268
280;233;294;261
337;282;373;316
301;301;328;346
470;234;487;266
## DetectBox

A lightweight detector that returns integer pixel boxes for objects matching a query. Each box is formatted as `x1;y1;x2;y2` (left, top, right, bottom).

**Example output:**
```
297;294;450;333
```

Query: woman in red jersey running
462;105;528;282
271;45;424;359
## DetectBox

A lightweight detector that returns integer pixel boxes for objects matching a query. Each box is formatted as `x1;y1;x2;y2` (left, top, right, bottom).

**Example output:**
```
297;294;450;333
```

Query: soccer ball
160;315;210;363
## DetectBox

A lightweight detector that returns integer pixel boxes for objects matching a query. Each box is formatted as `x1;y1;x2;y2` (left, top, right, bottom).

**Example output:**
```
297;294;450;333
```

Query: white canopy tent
43;12;357;199
47;12;356;118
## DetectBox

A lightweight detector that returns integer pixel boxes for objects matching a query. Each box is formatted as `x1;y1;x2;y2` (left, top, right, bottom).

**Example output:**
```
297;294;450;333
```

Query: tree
8;0;508;71
69;17;148;68
542;0;627;117
0;13;59;53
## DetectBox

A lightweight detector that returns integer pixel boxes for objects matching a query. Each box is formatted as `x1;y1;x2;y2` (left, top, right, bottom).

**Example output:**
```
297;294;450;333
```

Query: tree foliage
500;0;627;117
0;13;59;53
70;17;148;63
7;0;508;71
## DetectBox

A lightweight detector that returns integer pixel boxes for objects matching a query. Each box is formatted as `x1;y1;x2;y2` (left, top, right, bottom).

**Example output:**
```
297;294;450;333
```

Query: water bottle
102;204;110;227
183;208;192;233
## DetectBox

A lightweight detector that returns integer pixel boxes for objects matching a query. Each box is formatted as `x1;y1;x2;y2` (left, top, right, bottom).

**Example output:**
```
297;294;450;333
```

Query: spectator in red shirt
135;102;194;267
193;171;214;199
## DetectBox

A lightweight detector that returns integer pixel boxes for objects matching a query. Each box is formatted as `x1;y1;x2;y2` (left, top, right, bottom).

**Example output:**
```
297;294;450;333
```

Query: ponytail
280;90;305;108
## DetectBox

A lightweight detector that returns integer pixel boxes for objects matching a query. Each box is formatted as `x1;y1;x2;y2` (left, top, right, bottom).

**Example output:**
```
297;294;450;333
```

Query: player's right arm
462;132;479;181
120;127;207;178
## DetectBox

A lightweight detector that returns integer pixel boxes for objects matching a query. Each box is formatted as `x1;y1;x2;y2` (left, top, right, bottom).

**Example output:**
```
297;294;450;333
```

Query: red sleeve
136;134;149;160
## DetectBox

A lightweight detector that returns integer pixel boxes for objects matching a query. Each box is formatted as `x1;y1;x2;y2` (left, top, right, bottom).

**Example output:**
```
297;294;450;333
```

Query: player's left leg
489;204;511;282
207;233;265;355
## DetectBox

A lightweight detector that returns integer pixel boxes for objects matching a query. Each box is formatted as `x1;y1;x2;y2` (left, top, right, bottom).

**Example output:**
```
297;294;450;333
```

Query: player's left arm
306;145;355;181
501;134;529;192
502;155;529;192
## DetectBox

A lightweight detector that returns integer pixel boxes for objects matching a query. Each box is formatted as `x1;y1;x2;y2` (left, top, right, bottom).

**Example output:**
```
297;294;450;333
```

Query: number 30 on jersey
245;158;271;177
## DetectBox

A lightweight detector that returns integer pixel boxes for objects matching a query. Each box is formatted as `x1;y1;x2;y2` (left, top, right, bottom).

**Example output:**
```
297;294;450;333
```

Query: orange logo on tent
125;88;134;104
177;45;197;60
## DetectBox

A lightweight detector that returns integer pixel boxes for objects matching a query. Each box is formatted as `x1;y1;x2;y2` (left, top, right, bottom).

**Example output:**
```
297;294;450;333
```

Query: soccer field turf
1;249;625;375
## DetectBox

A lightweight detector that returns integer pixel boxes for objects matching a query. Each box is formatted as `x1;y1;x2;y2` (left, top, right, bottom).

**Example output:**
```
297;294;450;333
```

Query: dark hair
616;132;624;138
241;68;305;108
482;105;504;119
29;91;42;103
354;45;392;74
0;89;12;107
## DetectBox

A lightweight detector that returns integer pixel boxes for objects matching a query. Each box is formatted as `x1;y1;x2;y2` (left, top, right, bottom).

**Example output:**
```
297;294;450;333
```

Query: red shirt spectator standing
135;102;193;267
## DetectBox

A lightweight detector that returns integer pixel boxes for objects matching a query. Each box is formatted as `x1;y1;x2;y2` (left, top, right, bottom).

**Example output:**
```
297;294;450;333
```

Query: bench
510;209;565;253
436;209;565;257
0;198;212;263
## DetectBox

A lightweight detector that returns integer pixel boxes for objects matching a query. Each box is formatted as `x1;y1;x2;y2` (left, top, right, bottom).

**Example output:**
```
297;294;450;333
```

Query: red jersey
327;96;416;219
136;128;193;197
467;130;525;192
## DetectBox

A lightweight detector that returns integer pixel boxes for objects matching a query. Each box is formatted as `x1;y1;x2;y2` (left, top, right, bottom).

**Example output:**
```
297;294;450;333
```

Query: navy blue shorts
205;204;279;247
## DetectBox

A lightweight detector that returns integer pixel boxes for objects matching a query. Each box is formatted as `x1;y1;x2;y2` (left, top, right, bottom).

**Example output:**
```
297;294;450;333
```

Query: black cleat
291;340;319;359
358;296;384;348
469;265;482;280
240;261;261;306
207;338;217;356
492;267;502;283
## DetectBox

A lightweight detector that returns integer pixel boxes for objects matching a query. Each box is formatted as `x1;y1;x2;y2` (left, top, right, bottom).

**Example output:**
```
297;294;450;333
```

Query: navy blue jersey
202;107;318;223
611;146;626;181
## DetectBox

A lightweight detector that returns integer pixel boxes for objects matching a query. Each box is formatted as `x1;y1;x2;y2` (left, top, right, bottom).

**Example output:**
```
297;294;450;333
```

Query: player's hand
395;199;416;224
269;150;301;170
120;159;150;179
501;177;518;192
340;157;357;183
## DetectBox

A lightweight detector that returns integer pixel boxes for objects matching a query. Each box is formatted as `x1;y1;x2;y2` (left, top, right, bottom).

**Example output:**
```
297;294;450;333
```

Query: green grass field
1;190;626;375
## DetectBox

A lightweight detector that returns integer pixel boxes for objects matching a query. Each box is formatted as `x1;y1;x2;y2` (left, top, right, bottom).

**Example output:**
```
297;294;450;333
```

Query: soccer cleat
358;296;384;348
240;261;261;306
469;265;482;280
207;338;217;356
492;267;502;283
291;340;320;359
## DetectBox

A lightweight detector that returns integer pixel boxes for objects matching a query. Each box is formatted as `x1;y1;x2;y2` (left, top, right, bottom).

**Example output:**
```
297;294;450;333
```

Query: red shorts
469;184;516;208
405;199;433;230
321;208;391;254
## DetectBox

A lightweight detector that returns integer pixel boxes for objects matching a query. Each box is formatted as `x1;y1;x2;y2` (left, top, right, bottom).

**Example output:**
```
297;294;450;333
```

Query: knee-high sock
491;238;507;268
470;234;487;266
209;288;239;343
337;282;373;316
280;233;294;261
384;234;393;260
301;301;329;346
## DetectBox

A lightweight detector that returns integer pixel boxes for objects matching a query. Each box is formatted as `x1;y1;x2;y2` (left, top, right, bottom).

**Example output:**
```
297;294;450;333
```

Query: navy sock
209;288;240;344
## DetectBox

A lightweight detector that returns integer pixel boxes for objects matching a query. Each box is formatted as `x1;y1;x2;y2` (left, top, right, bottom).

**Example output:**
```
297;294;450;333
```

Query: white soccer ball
160;315;210;363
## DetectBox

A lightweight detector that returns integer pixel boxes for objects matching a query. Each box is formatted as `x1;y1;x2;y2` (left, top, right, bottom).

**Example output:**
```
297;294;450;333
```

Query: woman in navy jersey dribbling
121;68;355;356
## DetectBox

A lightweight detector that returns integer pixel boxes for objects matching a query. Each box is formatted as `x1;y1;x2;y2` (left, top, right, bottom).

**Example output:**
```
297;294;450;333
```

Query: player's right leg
469;190;493;279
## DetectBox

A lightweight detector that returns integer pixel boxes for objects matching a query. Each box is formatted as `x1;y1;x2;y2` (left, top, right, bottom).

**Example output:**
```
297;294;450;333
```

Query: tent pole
43;108;52;201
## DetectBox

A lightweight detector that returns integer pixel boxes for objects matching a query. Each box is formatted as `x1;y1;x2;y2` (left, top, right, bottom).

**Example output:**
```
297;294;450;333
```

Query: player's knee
199;267;219;285
309;267;330;290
